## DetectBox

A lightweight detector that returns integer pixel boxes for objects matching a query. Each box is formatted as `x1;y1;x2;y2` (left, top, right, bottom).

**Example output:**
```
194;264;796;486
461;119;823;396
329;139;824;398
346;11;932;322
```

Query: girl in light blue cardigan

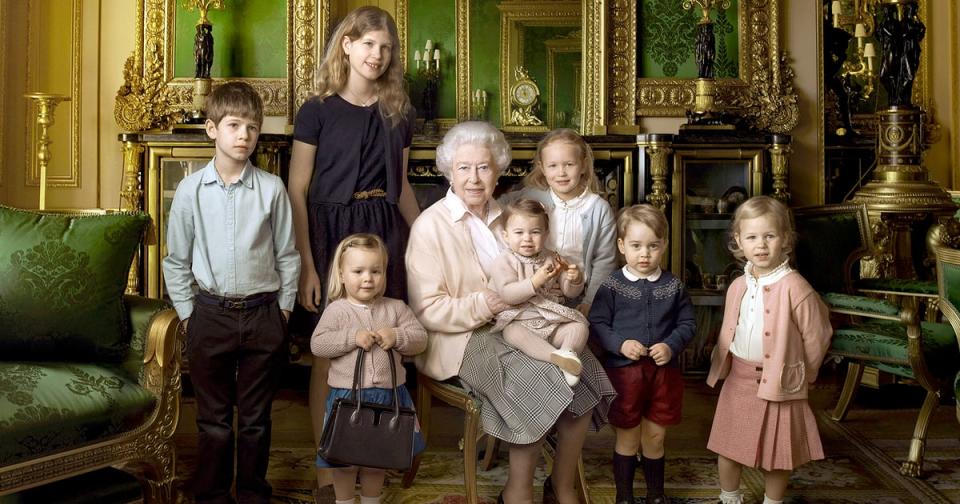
501;129;617;315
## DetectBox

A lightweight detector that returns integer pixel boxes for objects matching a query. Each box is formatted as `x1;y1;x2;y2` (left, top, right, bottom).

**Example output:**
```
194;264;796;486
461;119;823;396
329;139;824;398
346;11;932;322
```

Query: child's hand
532;260;560;288
566;264;583;283
620;340;647;361
376;327;397;350
355;329;378;351
649;343;673;366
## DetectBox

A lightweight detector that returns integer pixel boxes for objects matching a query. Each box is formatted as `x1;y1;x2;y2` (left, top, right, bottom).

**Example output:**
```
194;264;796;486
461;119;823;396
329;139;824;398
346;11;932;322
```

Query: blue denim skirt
316;385;426;468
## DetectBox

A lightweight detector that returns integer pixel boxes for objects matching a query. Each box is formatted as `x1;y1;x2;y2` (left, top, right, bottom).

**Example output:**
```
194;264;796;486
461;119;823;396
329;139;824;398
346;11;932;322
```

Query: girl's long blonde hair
524;128;602;195
314;6;411;127
326;233;389;304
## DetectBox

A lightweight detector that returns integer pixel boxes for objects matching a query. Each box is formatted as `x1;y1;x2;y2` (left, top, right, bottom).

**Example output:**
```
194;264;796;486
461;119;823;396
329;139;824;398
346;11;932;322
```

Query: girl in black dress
287;6;419;496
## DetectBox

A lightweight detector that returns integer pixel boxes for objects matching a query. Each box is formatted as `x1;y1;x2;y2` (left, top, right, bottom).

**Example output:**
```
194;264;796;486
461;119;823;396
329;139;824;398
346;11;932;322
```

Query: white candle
433;49;440;61
854;23;866;38
425;39;433;52
832;0;841;28
414;50;421;69
865;42;876;71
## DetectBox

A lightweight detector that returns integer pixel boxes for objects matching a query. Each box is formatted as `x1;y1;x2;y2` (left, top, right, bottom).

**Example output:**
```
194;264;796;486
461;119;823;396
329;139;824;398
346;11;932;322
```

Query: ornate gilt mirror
115;0;328;131
607;0;799;133
452;0;606;135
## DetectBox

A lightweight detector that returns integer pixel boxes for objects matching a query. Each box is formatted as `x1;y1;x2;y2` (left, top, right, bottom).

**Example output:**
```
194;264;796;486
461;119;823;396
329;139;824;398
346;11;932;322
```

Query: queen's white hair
435;121;512;180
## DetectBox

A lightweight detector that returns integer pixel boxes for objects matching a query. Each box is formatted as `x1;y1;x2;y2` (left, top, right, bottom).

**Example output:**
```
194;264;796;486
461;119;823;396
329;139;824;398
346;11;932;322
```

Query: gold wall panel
25;0;81;189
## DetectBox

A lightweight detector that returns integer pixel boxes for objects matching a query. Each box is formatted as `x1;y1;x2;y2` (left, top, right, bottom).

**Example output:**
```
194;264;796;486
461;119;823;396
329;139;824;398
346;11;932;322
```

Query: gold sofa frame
0;308;182;501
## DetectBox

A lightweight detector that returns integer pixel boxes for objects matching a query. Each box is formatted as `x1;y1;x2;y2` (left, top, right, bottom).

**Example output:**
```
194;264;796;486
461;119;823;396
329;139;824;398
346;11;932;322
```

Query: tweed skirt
707;356;824;471
458;326;617;444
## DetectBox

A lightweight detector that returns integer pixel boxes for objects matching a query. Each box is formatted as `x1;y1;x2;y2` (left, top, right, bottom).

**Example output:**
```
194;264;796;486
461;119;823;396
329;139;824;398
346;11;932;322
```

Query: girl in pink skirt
706;196;833;504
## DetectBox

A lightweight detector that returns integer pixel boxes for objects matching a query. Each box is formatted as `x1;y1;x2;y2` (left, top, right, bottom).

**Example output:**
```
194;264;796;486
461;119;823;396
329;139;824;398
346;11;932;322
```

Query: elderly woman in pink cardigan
405;121;615;504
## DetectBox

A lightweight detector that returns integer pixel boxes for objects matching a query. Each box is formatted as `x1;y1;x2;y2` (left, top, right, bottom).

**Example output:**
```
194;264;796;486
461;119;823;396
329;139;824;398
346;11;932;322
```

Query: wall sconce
826;0;879;136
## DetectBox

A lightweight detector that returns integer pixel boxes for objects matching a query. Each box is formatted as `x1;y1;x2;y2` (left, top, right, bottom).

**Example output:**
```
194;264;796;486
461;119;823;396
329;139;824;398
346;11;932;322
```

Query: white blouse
729;259;794;362
548;188;598;268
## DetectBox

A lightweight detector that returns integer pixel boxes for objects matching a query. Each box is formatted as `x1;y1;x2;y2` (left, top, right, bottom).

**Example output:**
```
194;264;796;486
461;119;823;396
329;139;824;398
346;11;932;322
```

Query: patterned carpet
172;405;960;504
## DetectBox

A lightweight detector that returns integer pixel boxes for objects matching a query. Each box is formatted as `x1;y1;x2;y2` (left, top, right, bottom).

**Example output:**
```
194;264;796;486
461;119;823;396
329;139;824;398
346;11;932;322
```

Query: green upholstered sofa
0;206;181;502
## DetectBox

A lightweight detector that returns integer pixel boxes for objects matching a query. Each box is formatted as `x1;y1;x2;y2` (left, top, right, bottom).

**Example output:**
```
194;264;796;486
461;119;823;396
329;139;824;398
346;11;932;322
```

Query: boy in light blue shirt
163;81;300;504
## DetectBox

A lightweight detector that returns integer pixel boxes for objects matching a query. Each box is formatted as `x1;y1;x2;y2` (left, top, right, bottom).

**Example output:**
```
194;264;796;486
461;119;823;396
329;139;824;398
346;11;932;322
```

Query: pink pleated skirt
707;356;824;471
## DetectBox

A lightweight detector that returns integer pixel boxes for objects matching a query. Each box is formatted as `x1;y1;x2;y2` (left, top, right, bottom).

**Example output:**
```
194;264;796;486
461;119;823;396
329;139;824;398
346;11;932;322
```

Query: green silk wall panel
638;0;739;79
407;0;457;119
470;0;503;125
174;0;287;79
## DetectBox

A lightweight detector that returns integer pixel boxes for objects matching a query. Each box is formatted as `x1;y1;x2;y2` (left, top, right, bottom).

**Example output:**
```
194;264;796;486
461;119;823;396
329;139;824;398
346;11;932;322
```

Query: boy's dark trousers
186;291;288;504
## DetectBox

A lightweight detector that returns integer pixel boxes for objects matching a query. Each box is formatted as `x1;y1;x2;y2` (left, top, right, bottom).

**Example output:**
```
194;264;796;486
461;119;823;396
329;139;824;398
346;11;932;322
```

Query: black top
293;95;414;205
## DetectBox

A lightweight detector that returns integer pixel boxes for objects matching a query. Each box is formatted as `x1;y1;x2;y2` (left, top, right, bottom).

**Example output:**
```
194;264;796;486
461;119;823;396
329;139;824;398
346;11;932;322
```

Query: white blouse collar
744;258;793;287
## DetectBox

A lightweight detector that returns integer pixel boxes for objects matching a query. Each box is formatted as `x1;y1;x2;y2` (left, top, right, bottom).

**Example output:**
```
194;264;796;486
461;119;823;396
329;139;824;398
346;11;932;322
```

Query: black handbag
317;348;417;470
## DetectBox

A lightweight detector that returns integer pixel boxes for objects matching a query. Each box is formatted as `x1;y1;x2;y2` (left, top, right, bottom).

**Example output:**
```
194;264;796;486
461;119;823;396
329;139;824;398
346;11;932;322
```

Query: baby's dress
490;250;588;337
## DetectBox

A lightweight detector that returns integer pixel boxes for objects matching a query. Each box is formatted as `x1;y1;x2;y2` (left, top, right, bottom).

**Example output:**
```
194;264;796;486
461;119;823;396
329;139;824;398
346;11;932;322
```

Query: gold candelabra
24;93;71;210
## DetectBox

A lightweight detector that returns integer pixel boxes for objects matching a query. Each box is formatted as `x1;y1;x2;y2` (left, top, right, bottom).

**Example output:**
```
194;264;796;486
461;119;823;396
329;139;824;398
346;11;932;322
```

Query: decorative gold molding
455;0;470;121
626;0;799;133
397;0;407;74
117;0;323;131
608;0;636;133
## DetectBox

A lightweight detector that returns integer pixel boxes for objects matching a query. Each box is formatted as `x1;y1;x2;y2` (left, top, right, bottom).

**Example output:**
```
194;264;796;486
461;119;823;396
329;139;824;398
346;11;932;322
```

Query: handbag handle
349;346;404;431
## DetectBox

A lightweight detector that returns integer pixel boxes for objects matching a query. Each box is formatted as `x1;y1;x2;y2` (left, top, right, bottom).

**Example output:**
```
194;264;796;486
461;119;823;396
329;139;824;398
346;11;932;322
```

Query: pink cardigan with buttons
706;271;833;402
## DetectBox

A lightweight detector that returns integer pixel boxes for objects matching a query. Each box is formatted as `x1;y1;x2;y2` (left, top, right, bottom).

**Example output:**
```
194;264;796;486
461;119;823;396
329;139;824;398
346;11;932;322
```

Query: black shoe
646;495;670;504
542;476;558;504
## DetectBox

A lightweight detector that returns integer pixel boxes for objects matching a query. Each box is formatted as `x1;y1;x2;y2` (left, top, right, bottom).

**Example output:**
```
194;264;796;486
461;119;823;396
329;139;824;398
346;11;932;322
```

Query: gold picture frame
608;0;799;134
115;0;330;131
455;0;607;135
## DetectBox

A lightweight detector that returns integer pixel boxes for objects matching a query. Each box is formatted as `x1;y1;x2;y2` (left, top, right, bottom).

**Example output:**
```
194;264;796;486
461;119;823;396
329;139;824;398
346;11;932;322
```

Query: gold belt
352;188;387;200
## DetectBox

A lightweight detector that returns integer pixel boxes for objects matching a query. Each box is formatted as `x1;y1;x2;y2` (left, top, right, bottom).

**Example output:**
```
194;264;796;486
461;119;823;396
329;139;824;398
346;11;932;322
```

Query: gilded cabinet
639;131;792;372
118;131;290;298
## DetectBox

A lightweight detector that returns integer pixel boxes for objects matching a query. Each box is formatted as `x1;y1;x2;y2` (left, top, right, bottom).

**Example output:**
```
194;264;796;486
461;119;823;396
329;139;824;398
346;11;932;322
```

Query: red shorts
605;358;684;428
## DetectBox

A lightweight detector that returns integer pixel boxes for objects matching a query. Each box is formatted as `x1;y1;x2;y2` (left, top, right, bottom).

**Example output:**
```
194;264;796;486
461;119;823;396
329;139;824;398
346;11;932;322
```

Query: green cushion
0;206;149;362
821;292;901;316
831;319;960;380
0;362;156;465
121;296;172;382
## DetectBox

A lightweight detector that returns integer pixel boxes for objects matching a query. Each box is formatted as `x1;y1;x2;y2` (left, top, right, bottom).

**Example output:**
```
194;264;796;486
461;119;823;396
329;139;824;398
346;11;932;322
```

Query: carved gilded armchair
793;204;960;477
0;207;181;501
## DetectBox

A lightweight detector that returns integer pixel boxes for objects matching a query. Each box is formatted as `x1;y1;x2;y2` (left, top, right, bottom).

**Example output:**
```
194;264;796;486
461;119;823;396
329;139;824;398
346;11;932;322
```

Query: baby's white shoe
550;349;582;386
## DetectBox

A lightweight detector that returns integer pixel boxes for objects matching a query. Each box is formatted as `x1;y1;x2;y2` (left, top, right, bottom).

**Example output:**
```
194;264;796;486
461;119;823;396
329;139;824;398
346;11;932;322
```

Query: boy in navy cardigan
588;204;695;504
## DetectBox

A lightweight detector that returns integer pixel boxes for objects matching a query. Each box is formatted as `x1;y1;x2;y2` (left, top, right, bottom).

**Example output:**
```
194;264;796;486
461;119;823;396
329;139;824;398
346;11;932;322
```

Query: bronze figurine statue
195;23;213;80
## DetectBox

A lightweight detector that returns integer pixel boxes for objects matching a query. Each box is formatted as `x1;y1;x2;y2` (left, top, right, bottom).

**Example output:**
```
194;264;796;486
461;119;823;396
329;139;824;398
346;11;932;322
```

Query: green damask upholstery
0;208;181;503
0;206;149;362
831;320;959;380
793;205;870;294
820;292;900;316
0;361;156;466
856;277;939;296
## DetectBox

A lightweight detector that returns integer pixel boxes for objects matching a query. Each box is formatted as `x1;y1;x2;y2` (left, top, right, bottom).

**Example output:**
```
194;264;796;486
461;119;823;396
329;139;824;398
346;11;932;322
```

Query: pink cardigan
706;271;833;402
311;298;427;389
405;201;502;380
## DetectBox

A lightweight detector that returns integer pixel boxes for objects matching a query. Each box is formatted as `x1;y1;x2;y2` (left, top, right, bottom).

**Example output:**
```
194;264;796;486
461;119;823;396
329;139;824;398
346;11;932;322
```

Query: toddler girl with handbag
311;233;427;504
